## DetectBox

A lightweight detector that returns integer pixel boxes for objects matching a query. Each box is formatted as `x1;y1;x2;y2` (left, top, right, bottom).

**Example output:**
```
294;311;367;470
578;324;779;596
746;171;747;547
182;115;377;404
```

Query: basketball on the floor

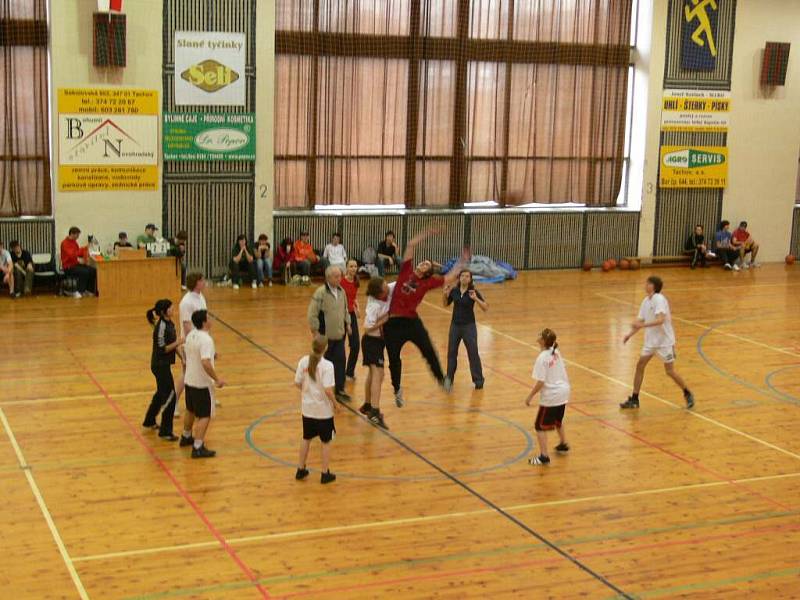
608;258;617;269
630;259;641;270
602;260;612;272
620;259;630;270
787;254;796;265
582;260;593;271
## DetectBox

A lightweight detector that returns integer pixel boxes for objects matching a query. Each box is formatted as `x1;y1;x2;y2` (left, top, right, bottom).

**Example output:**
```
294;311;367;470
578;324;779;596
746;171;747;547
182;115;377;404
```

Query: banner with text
57;88;159;192
661;89;730;132
659;146;728;189
174;31;246;106
163;112;255;161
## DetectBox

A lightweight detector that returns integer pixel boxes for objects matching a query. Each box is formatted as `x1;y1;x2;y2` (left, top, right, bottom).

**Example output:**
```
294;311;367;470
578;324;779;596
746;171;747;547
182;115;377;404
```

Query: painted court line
421;299;800;462
0;407;90;600
70;468;800;563
68;349;271;600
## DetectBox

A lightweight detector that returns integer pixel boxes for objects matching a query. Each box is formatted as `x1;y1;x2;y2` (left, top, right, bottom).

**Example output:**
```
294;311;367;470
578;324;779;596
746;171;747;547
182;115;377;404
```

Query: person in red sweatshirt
60;226;96;298
384;227;465;407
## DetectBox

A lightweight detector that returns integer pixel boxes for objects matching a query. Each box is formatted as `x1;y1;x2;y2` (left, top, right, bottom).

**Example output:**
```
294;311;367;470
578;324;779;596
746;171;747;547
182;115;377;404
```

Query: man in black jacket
9;241;34;297
684;225;716;269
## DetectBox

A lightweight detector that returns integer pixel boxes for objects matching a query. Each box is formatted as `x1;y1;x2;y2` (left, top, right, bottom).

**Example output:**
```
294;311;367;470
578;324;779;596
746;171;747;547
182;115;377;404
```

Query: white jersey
638;293;675;349
179;291;207;332
532;349;571;407
295;355;336;419
363;282;395;335
184;329;216;388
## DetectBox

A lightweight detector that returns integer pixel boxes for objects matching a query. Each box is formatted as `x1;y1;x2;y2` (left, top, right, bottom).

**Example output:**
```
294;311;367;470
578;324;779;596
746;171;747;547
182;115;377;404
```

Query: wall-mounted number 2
259;184;268;199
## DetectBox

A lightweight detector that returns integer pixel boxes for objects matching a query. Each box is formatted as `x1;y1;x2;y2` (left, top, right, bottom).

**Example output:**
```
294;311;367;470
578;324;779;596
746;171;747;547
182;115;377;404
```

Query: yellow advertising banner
661;89;730;132
659;146;728;189
57;88;159;192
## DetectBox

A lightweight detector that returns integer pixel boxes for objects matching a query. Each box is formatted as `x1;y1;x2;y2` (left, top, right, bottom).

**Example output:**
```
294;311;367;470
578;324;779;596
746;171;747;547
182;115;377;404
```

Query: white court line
422;300;800;462
71;470;800;564
595;292;800;359
0;407;89;599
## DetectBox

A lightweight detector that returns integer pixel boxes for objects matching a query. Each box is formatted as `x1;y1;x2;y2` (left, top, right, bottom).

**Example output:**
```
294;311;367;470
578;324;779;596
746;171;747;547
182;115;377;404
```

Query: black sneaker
336;392;352;403
358;402;372;415
528;454;551;465
191;445;216;459
369;408;389;430
684;390;695;409
620;396;640;409
159;434;179;442
143;422;159;430
555;443;570;454
295;468;309;480
474;381;484;390
320;471;336;484
179;435;194;447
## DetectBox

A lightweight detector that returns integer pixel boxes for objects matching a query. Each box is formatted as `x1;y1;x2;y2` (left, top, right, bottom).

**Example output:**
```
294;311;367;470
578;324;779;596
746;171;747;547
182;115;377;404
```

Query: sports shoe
743;262;750;270
620;396;640;409
555;443;570;454
233;284;240;290
320;470;336;484
159;434;179;442
143;422;159;430
181;285;187;291
71;291;82;298
179;435;194;447
258;282;264;288
358;402;372;415
82;291;95;297
443;377;453;393
733;264;740;272
751;261;761;268
191;445;216;459
346;374;356;382
706;251;717;259
268;281;273;287
251;280;257;289
295;467;309;480
336;391;352;403
369;408;389;430
724;263;732;270
684;390;695;409
302;276;311;286
474;380;484;390
528;454;551;466
394;388;405;408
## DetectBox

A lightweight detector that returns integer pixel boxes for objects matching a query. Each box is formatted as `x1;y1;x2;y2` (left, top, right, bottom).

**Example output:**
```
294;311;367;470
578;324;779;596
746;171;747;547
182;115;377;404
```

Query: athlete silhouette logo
684;0;718;58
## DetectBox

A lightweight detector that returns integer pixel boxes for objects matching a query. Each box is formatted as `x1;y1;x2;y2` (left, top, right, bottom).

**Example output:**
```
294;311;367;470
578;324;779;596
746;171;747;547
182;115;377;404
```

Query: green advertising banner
163;112;255;161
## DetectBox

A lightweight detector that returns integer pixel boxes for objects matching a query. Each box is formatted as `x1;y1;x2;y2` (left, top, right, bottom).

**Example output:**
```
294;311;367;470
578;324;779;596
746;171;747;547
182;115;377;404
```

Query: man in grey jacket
308;265;352;401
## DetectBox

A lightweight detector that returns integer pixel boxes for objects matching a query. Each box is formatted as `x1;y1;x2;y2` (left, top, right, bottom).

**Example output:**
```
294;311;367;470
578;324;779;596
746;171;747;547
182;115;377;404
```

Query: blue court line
765;365;800;405
210;310;634;600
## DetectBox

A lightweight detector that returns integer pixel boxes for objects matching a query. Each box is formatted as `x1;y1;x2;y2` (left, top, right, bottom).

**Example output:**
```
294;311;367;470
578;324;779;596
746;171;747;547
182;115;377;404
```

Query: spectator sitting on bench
60;226;96;297
293;231;319;284
274;237;294;283
229;234;256;289
323;232;347;272
9;241;34;298
254;233;273;287
714;220;740;271
0;241;12;297
731;221;760;269
377;230;402;276
684;225;716;269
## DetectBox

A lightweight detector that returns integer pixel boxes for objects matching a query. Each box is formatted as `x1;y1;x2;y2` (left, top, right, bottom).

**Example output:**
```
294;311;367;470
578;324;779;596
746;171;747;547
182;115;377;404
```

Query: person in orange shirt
293;231;319;284
60;226;96;298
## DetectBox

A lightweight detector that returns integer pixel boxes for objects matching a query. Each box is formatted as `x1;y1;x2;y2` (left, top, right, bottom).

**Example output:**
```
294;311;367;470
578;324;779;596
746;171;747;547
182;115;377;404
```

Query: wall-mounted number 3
259;184;268;199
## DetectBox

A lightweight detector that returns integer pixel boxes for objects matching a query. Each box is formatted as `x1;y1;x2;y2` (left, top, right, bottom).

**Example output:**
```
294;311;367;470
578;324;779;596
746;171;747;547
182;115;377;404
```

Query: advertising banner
174;31;246;106
163;112;255;161
661;89;730;132
659;146;728;188
57;88;159;192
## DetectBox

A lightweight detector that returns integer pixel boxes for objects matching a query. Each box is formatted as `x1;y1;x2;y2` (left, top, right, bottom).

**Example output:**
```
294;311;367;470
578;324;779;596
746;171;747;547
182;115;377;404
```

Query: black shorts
362;335;385;367
302;416;336;443
534;404;566;431
185;385;212;419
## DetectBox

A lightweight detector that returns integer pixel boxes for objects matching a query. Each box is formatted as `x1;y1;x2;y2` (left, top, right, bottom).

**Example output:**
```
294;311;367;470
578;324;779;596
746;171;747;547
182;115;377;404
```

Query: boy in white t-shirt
322;232;347;271
358;278;395;429
621;276;695;409
295;335;339;484
525;328;570;466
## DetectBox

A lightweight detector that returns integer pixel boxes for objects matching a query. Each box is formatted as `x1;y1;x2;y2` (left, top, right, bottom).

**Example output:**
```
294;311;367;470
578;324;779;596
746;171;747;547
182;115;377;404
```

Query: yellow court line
594;292;800;359
422;300;800;462
70;470;800;564
0;407;89;599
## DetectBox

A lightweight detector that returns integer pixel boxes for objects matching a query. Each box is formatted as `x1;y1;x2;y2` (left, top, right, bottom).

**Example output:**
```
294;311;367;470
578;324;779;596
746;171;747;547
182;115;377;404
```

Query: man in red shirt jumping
385;227;466;407
60;226;96;297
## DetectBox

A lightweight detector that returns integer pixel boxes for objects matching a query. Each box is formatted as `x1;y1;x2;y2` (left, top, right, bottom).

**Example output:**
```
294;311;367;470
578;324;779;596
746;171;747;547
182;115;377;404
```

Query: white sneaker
751;261;761;268
258;282;264;288
743;262;750;270
733;264;740;272
71;291;82;298
268;281;273;287
233;284;240;290
181;285;187;291
251;280;257;289
724;264;732;270
706;252;717;259
394;388;405;408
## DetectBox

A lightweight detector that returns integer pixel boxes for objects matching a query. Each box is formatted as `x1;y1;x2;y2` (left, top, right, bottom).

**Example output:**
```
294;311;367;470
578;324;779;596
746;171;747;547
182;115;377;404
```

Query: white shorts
641;346;676;363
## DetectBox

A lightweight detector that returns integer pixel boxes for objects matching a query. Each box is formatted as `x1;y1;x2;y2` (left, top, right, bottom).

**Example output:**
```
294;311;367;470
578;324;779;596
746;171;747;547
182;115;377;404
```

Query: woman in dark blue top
142;299;184;440
443;270;488;391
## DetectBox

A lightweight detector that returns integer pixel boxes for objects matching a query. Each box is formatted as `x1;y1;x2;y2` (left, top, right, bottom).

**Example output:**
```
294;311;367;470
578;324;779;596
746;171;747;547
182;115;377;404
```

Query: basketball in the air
787;255;796;265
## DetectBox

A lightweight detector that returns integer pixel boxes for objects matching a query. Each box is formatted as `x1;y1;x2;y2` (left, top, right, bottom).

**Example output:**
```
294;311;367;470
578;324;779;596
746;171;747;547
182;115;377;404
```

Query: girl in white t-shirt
358;277;394;429
294;335;339;484
525;329;570;466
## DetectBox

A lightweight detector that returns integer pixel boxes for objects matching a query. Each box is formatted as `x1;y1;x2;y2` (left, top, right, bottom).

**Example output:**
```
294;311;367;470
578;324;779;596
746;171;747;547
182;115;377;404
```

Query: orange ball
602;260;612;272
582;260;593;271
620;259;630;270
630;259;641;270
608;259;617;269
786;254;796;265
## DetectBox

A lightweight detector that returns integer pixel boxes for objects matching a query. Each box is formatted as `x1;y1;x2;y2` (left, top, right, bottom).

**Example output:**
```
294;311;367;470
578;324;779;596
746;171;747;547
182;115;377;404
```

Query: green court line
123;509;798;600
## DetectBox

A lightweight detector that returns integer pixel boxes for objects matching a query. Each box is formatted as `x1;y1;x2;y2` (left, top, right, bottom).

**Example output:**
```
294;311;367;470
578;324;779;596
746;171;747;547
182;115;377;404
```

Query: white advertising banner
174;31;246;106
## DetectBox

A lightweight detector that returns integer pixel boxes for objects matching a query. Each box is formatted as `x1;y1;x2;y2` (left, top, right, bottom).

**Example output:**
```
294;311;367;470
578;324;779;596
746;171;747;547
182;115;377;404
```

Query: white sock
193;439;203;449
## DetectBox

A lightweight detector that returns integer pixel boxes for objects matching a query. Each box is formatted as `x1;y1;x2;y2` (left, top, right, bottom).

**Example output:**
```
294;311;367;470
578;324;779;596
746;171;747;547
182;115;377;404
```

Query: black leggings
384;317;444;393
718;248;739;266
143;364;176;436
345;311;360;378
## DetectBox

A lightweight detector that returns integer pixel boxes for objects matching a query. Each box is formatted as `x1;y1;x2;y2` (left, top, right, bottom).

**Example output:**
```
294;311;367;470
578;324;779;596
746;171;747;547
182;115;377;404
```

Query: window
275;0;633;209
0;0;51;216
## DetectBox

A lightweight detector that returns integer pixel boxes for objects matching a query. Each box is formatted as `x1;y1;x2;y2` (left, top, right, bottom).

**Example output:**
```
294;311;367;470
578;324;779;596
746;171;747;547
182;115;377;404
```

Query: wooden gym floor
2;265;799;599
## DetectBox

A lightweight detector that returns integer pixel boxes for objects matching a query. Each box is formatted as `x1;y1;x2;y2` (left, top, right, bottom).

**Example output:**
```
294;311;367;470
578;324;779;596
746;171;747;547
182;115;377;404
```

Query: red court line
277;521;800;599
484;363;794;513
68;349;270;599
